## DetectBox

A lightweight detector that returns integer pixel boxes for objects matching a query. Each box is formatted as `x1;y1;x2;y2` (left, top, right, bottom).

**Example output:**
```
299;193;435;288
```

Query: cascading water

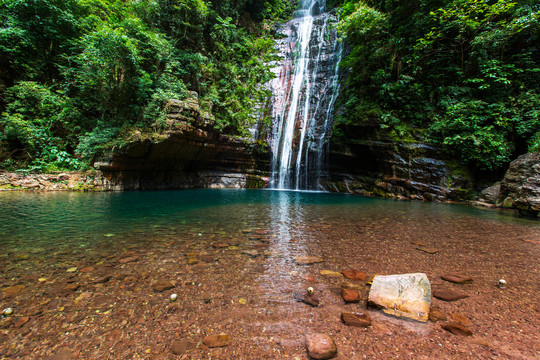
269;0;342;190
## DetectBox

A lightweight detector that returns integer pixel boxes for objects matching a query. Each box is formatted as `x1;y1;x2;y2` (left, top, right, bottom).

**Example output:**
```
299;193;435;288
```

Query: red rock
14;316;29;328
429;307;448;322
305;333;337;359
341;289;360;303
341;312;371;328
433;289;469;302
441;274;473;284
119;256;139;264
449;313;472;326
304;275;317;283
202;334;231;348
442;321;473;336
152;280;175;292
341;270;368;281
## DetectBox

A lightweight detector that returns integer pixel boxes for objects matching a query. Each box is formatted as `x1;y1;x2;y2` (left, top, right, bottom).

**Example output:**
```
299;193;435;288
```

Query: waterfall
269;0;342;190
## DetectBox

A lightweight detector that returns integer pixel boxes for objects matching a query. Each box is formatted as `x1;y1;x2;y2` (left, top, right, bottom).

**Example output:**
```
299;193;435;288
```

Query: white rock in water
368;273;431;322
170;293;178;302
2;308;13;317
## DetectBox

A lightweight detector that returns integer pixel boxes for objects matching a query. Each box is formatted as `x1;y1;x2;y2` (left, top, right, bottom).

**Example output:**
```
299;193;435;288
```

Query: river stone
368;273;431;322
152;280;175;292
342;270;368;281
63;283;80;292
294;256;324;265
305;333;337;359
442;322;473;336
341;312;371;328
441;274;473;284
202;334;231;348
341;289;360;303
294;293;320;307
416;247;439;254
320;270;343;277
433;289;469;302
341;282;363;290
429;307;448;322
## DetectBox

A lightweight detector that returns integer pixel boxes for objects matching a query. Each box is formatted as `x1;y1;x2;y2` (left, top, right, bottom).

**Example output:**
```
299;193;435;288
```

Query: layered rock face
324;127;473;202
95;97;269;190
498;152;540;216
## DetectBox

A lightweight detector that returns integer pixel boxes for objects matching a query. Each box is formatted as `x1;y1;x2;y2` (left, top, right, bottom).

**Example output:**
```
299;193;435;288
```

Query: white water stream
269;0;341;190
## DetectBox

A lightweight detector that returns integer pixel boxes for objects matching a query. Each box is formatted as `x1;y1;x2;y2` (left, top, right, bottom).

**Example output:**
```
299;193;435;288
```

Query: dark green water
0;189;537;254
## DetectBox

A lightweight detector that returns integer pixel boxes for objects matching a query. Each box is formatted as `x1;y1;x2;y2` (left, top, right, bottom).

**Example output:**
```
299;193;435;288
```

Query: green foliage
0;81;82;171
0;0;293;171
337;0;540;171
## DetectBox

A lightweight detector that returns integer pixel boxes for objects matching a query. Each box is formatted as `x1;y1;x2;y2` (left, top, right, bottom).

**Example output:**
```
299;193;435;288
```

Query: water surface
0;190;539;359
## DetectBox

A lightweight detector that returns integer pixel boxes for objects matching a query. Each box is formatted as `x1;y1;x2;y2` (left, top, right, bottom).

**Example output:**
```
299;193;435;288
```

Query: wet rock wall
323;124;474;202
94;98;270;190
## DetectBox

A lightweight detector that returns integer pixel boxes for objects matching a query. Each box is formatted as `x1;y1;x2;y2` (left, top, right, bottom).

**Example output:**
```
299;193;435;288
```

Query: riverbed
1;189;538;359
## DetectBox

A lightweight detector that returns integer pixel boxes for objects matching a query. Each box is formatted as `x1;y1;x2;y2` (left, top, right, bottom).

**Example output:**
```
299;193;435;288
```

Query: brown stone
341;289;360;303
341;282;363;290
242;250;259;258
295;293;320;307
91;276;111;284
442;322;473;336
320;270;343;277
80;267;95;273
294;256;324;265
2;285;25;297
441;274;473;284
429;307;448;322
433;289;469;302
14;316;29;328
449;313;472;326
152;280;175;292
119;256;139;264
212;242;229;249
341;270;368;281
171;339;190;355
63;283;80;292
202;334;231;348
186;257;199;265
416;247;439;254
305;333;337;359
341;312;371;328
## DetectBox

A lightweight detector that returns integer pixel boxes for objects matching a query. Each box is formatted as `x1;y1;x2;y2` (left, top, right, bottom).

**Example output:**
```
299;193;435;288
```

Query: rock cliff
324;124;473;202
498;152;540;216
94;98;269;190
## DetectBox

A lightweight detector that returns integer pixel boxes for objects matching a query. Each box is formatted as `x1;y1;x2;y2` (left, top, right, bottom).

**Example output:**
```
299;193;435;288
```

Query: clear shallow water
1;189;539;359
0;189;537;249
